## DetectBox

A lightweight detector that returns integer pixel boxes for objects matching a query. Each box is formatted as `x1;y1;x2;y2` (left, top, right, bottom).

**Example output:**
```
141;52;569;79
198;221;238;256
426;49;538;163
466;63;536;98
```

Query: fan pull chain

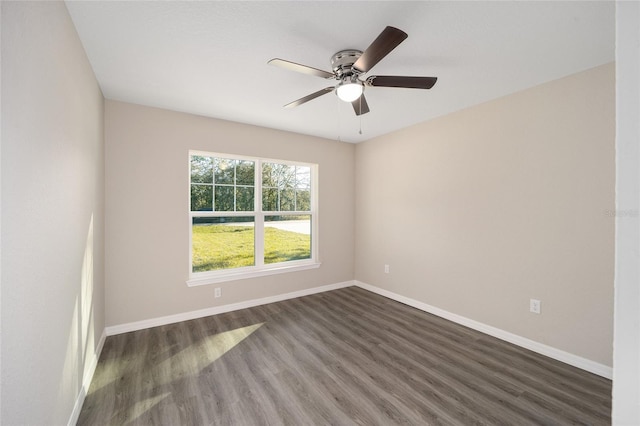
358;96;363;135
336;95;343;142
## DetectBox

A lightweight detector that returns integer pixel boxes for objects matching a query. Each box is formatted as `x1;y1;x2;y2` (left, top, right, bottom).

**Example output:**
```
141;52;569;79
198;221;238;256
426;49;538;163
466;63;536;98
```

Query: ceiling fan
268;26;437;116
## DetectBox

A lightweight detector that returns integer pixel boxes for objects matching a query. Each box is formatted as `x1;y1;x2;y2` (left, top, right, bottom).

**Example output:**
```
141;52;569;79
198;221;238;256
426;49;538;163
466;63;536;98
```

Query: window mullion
254;159;264;267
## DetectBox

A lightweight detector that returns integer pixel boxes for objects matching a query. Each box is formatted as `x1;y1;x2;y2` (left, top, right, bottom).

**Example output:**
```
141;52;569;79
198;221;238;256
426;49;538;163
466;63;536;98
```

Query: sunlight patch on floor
123;392;171;425
156;323;264;384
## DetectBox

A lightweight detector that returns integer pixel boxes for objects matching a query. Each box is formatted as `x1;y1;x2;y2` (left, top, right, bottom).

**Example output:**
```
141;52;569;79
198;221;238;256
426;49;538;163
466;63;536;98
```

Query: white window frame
187;150;320;286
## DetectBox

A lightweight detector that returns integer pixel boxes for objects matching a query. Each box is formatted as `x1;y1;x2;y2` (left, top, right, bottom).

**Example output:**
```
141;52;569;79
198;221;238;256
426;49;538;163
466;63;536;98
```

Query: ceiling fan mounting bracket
331;49;363;79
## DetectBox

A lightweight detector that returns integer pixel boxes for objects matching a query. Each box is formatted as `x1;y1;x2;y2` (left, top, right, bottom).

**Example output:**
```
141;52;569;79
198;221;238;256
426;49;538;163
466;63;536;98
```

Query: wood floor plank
78;287;611;425
306;292;539;425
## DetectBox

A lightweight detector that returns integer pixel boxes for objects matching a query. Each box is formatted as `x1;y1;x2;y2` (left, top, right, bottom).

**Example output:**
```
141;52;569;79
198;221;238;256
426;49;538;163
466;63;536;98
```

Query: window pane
215;186;234;211
263;162;297;189
264;215;311;264
215;158;235;184
192;216;255;272
191;184;212;211
236;161;255;186
262;162;278;187
280;188;295;211
236;187;254;211
296;166;310;189
280;165;296;189
296;189;310;211
262;188;277;211
191;156;213;183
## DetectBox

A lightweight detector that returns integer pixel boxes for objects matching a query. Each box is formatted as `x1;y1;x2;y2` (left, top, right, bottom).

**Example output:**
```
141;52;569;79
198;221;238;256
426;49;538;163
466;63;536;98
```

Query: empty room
1;1;639;425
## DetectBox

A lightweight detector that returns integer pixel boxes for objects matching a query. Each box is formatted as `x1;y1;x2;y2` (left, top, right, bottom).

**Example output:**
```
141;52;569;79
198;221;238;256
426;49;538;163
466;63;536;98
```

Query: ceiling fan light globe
336;82;363;102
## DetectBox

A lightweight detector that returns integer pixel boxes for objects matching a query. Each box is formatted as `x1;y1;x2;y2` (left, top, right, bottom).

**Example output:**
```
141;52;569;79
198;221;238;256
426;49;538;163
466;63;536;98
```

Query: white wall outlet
384;264;390;274
530;298;541;314
215;287;221;298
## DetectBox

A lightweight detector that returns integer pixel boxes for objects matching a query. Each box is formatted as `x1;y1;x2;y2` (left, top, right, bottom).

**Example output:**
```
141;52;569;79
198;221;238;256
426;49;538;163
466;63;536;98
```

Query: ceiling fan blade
268;58;335;79
351;94;370;116
284;87;335;108
353;26;408;73
366;75;437;89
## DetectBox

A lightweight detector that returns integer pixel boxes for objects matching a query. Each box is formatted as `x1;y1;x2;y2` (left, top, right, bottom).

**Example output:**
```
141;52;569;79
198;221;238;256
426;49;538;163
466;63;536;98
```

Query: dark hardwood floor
78;287;612;425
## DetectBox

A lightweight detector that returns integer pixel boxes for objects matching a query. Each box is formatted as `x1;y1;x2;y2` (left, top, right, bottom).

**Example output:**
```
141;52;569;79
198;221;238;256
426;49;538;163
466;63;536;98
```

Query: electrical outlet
530;299;541;314
384;264;390;274
215;287;221;298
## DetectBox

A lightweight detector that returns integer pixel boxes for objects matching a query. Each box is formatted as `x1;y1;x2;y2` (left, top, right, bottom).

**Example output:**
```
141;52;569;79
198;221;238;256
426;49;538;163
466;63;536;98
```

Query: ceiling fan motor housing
331;49;363;79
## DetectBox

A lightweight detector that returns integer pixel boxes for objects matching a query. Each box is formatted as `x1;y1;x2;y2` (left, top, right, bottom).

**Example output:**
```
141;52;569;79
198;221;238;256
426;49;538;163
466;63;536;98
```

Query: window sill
186;261;321;287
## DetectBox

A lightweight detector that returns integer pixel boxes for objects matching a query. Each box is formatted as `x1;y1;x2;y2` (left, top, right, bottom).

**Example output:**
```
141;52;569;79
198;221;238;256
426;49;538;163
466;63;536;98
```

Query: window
188;151;319;286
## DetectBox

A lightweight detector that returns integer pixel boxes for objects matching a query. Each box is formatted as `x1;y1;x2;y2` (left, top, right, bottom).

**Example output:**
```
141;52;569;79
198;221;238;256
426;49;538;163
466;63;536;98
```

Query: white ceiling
65;1;614;143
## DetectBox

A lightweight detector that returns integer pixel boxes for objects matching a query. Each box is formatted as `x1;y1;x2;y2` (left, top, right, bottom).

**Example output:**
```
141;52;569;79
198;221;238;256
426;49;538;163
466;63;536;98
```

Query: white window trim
186;261;321;287
187;151;320;286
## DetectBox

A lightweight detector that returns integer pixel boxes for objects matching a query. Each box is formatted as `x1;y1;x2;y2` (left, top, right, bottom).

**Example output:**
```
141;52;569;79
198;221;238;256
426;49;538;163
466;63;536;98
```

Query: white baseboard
106;280;355;336
354;280;612;379
68;329;107;426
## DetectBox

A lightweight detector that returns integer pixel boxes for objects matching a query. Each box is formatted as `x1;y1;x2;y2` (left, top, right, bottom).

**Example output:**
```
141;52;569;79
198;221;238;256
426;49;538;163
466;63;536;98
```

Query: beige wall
1;1;105;424
355;63;615;366
104;101;355;326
